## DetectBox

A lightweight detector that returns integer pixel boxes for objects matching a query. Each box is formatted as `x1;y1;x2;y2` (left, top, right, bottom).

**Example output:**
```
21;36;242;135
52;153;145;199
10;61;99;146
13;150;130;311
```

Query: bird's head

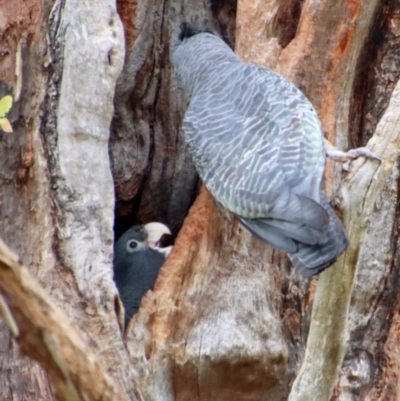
113;223;174;267
113;226;149;266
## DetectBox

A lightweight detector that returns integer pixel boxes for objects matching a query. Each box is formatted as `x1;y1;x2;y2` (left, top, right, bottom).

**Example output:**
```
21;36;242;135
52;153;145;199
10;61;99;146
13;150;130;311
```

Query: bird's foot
325;139;381;166
326;147;381;162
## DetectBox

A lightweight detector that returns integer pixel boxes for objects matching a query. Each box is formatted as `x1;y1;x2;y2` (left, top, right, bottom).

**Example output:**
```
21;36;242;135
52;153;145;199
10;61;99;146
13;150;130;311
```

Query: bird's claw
344;147;381;161
325;142;381;163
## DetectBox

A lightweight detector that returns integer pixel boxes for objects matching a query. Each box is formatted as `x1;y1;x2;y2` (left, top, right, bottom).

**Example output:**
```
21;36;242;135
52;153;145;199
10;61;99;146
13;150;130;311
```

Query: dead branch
0;240;131;401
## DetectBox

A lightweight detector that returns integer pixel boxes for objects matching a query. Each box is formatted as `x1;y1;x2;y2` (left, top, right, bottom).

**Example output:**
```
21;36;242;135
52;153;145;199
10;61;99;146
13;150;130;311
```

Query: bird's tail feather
268;190;330;229
238;194;349;276
289;195;349;276
265;219;328;245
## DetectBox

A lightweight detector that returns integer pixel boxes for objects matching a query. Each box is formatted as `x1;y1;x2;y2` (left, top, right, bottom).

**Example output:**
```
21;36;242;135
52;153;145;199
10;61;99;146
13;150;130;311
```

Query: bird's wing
184;64;325;220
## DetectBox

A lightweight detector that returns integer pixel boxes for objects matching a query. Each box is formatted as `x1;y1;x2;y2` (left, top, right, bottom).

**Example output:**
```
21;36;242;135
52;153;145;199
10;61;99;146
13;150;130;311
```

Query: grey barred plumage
171;28;349;276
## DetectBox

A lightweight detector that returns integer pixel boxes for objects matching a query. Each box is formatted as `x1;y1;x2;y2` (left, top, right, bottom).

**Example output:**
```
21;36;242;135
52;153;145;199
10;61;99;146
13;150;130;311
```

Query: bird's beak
144;222;174;255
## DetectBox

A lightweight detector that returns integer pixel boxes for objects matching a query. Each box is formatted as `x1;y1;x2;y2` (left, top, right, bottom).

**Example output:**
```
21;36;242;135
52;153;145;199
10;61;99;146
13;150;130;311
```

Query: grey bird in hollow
113;223;172;327
171;23;349;276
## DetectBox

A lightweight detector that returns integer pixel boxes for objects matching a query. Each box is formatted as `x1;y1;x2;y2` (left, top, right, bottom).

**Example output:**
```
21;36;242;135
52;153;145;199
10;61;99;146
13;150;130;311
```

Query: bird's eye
127;240;139;252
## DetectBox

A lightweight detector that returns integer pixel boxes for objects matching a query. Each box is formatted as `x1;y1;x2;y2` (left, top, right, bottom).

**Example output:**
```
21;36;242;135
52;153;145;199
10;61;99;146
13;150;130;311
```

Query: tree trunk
1;0;400;400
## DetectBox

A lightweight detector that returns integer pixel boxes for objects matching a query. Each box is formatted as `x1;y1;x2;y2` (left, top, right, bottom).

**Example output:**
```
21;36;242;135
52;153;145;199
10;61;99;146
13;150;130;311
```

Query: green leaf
0;95;13;118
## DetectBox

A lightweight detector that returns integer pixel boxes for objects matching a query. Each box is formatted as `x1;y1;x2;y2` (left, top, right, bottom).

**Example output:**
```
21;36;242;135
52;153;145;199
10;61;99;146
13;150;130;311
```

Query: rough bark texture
110;0;200;237
0;0;136;399
1;0;400;400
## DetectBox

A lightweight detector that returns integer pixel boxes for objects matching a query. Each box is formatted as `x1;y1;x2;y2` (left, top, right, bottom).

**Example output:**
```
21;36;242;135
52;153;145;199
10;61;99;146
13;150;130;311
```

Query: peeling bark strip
0;239;130;401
